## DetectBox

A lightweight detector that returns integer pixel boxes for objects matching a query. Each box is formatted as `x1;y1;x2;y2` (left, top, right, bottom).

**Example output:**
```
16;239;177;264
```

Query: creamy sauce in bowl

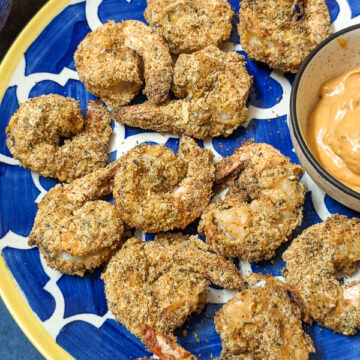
307;66;360;193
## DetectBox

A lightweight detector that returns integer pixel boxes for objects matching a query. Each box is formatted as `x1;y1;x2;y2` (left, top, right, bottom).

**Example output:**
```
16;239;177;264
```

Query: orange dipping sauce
307;66;360;193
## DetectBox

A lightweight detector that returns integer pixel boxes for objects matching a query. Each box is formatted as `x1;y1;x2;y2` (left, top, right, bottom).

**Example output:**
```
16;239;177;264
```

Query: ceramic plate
1;0;360;359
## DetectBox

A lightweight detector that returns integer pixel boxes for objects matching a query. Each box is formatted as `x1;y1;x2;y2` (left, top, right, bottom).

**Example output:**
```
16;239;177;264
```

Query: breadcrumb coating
75;20;172;107
199;141;305;262
113;46;252;139
75;21;143;108
215;275;315;359
113;136;215;232
238;0;331;72
283;215;360;335
29;161;124;276
144;0;234;54
6;95;112;182
102;233;243;338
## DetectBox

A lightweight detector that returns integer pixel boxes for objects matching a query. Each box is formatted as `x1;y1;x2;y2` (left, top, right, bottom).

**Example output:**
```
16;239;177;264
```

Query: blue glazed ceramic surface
1;0;360;359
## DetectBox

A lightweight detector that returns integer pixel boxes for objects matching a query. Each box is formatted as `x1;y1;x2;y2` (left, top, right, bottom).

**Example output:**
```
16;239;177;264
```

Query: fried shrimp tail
6;95;112;182
144;0;234;54
75;20;172;107
199;141;305;262
214;275;315;360
29;160;124;276
113;135;215;232
113;46;252;139
141;326;197;360
283;215;360;335
238;0;331;72
102;233;243;338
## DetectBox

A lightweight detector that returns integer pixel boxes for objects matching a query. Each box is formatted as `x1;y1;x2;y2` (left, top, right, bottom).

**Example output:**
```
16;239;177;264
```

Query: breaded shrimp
144;0;234;54
283;215;360;335
199;141;305;262
238;0;331;72
214;275;315;360
75;20;172;107
113;136;215;232
102;233;244;338
6;95;112;182
75;21;143;108
29;161;124;276
113;46;252;139
141;326;197;360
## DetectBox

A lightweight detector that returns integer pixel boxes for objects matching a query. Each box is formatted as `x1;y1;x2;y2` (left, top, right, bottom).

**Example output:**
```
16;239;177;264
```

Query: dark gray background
1;0;47;358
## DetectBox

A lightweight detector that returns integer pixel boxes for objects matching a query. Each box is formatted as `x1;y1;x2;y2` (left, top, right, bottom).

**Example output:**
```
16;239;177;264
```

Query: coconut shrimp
214;275;315;360
75;20;172;107
113;46;252;139
140;326;197;360
238;0;330;72
113;136;215;232
199;141;305;262
144;0;234;55
102;233;244;338
6;95;112;182
28;161;124;276
283;215;360;335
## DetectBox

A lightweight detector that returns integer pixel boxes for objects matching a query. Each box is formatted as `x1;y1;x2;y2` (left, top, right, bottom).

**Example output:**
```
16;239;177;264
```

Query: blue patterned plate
0;0;360;359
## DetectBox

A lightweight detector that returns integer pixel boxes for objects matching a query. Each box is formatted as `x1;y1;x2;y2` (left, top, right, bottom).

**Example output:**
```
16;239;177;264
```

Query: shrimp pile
6;95;112;182
113;136;215;232
114;46;252;139
140;326;197;360
144;0;234;54
283;215;360;335
199;141;305;262
102;233;243;338
28;161;124;276
75;20;172;107
238;0;331;72
214;275;315;360
7;2;348;357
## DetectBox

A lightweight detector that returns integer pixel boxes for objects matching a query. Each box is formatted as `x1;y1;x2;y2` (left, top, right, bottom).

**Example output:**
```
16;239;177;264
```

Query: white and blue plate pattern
1;0;360;359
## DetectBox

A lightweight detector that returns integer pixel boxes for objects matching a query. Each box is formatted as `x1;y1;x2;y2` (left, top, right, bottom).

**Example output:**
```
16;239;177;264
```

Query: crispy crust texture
102;233;243;337
75;20;172;107
238;0;331;72
113;46;252;139
113;136;215;232
215;275;315;359
283;215;360;335
144;0;234;54
29;161;124;276
6;96;112;182
199;142;305;262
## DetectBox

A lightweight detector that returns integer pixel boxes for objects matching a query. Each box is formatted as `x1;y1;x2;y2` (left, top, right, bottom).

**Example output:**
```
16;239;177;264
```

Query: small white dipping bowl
290;24;360;212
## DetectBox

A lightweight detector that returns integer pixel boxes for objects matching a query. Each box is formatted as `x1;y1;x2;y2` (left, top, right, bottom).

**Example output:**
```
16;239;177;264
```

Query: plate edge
0;0;75;359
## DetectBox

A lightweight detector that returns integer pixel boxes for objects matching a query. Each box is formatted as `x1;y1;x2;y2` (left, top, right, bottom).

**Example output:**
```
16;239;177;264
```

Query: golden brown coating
75;21;143;107
238;0;331;72
144;0;234;54
29;161;124;276
6;96;112;182
102;233;244;338
113;136;215;232
215;275;315;360
142;326;197;360
199;141;305;262
283;215;360;335
113;46;252;139
75;20;172;107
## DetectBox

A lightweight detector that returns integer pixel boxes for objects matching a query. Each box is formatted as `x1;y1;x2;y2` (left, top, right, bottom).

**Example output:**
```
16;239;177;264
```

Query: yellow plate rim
0;0;74;358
